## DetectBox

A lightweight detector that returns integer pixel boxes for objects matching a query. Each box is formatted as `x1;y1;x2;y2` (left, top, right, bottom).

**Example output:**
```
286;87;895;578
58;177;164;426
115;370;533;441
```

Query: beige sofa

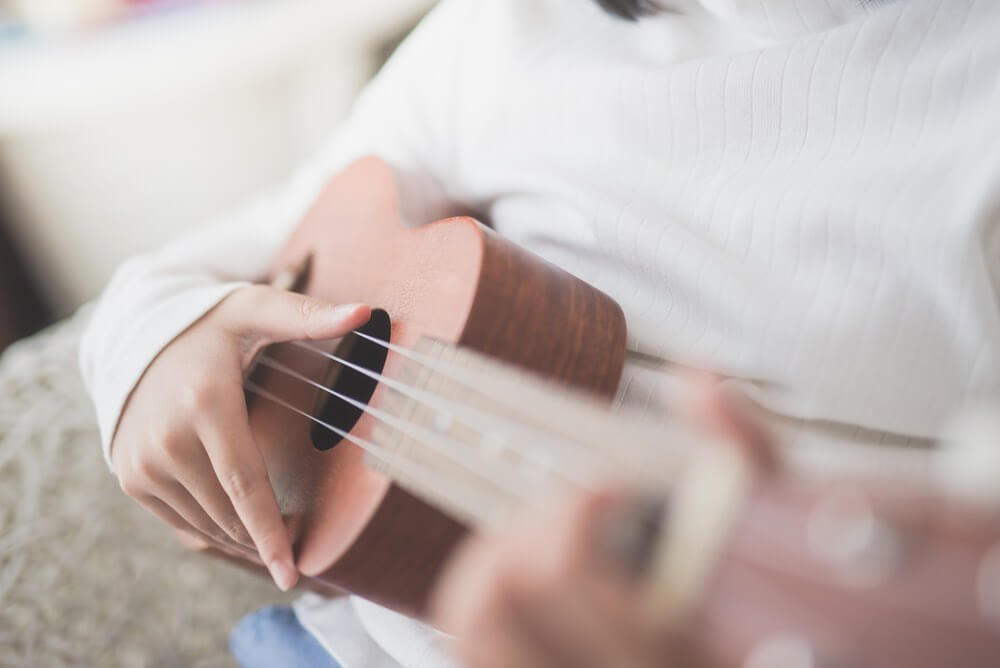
0;313;293;666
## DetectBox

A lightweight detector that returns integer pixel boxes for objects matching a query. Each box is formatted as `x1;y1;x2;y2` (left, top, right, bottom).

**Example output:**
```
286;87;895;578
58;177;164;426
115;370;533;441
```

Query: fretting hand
431;381;770;668
110;285;370;591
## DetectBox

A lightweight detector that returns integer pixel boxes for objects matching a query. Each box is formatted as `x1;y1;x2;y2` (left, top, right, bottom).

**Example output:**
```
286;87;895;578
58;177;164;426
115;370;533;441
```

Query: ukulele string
291;337;555;445
250;344;987;627
308;331;595;446
350;330;582;424
243;381;475;497
249;368;981;628
254;355;544;497
346;331;628;468
286;339;605;484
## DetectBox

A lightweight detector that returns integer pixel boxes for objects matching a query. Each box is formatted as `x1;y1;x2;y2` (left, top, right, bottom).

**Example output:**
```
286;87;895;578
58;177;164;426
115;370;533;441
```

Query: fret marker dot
806;488;900;587
433;412;454;432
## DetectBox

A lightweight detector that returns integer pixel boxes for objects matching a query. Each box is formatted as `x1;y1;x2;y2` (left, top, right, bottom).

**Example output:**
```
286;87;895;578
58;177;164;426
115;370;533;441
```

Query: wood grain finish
463;226;626;398
243;156;627;615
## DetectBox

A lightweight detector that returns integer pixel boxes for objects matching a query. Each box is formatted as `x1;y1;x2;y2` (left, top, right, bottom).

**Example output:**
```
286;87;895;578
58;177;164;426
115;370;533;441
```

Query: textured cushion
0;312;289;666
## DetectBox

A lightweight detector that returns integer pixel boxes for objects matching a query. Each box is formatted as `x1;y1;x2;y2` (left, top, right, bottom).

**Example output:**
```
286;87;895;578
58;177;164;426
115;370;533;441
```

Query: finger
195;380;298;591
135;494;246;556
170;524;258;563
171;446;255;549
228;286;371;344
432;534;496;635
135;493;197;534
509;494;683;666
524;548;687;667
528;490;625;578
435;537;563;668
172;528;210;551
690;374;779;472
439;525;635;668
459;609;564;668
155;480;254;555
591;493;669;580
506;590;625;668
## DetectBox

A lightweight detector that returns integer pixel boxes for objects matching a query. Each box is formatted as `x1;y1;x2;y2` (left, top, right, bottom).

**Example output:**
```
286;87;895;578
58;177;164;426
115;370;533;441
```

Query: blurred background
0;2;434;665
0;0;435;351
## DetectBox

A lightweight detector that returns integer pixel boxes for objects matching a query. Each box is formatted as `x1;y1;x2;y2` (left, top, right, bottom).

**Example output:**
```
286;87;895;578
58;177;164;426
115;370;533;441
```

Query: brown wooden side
311;222;627;616
461;225;627;398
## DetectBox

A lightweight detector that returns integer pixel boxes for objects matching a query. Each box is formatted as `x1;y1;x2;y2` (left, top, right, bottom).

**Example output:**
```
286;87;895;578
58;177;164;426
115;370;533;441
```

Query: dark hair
594;0;663;21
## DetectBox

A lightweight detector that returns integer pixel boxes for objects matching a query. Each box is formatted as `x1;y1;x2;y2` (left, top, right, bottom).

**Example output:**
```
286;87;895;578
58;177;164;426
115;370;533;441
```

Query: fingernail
596;495;669;577
331;303;366;317
269;560;298;592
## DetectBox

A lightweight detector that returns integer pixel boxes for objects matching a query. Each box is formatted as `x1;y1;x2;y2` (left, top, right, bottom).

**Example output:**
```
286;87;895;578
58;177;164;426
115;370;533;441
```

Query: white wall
0;0;435;315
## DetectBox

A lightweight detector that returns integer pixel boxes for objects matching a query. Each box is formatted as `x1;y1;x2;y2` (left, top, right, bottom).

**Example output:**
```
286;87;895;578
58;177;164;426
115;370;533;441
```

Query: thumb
690;374;779;473
228;286;371;343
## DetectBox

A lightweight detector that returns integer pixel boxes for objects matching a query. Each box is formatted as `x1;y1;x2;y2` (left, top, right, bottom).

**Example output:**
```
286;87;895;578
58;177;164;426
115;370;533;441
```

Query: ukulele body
246;156;627;615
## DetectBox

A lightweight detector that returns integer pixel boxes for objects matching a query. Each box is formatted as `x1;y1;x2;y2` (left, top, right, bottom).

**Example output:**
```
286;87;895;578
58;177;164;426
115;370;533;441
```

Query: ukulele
200;156;1000;666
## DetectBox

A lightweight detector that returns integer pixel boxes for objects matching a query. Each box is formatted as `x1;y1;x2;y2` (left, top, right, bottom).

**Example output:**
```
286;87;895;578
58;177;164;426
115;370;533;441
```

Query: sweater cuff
88;281;249;471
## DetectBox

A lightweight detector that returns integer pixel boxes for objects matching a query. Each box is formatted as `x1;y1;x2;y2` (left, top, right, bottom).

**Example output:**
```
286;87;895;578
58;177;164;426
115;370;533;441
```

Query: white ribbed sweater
80;0;1000;665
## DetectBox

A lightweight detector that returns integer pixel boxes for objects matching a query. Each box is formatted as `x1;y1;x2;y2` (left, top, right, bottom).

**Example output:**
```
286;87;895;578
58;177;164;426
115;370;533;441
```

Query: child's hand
431;380;771;668
110;285;370;591
431;488;679;668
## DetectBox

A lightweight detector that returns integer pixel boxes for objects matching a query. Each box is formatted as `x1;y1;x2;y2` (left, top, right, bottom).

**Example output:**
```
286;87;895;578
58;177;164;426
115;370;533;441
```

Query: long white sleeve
79;1;470;466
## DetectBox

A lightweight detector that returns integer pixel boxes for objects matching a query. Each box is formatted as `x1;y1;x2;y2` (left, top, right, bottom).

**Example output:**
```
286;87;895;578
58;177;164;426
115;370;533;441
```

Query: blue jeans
231;606;341;668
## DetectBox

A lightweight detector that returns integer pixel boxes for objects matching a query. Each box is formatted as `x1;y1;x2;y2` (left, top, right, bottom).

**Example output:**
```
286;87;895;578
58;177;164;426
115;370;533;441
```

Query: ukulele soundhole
310;308;391;451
